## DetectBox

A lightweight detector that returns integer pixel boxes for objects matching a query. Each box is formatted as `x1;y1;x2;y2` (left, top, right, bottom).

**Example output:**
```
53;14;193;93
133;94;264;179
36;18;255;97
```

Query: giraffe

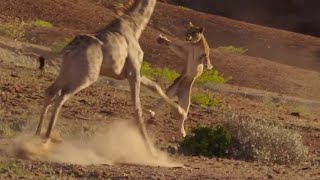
35;0;187;155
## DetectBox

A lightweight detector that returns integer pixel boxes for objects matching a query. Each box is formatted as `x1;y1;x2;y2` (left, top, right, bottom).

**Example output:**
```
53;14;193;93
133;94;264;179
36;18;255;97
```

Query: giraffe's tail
38;56;45;70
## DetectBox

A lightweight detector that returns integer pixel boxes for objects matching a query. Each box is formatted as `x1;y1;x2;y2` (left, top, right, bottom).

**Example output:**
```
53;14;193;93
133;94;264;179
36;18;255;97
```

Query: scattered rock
78;99;89;105
10;73;19;78
150;173;165;180
146;118;157;125
99;110;115;116
290;112;300;117
301;167;311;170
265;174;273;179
272;169;280;174
11;120;27;132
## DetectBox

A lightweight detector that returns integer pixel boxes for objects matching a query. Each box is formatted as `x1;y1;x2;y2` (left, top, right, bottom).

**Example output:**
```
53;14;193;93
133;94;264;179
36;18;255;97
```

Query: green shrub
34;19;53;28
0;123;15;138
191;94;223;108
179;125;232;157
196;70;229;86
141;61;154;78
141;61;179;82
51;37;73;53
154;67;180;82
218;45;248;54
141;61;228;85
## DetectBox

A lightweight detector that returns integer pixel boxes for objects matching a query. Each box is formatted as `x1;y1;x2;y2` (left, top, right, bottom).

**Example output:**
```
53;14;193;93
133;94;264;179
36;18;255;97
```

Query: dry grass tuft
224;115;309;165
0;48;37;68
0;123;15;138
0;20;27;40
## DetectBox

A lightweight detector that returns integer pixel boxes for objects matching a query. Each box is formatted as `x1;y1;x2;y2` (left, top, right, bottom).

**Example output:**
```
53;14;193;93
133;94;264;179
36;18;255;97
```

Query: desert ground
0;0;319;179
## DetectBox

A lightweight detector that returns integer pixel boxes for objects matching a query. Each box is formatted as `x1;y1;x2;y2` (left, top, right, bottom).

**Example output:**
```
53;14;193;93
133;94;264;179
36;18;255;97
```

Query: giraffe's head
185;22;204;43
114;0;135;15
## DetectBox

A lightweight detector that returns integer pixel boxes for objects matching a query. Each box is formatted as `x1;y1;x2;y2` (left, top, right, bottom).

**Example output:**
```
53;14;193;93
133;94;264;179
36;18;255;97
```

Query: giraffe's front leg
128;73;157;157
157;34;187;59
147;75;183;118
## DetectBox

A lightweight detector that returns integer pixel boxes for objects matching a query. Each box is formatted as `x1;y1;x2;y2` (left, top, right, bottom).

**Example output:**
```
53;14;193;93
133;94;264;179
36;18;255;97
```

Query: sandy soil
0;47;319;179
0;0;319;179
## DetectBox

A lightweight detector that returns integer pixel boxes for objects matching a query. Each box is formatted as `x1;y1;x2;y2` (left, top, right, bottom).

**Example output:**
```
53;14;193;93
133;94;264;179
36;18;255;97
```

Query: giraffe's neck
122;0;157;39
96;0;156;40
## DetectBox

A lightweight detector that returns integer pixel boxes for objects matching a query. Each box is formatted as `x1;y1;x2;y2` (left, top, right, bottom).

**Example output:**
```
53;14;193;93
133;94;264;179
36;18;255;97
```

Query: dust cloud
8;120;183;167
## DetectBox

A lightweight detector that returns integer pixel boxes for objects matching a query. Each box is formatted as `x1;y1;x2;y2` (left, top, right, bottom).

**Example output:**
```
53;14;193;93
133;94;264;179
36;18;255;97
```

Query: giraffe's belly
100;33;128;76
100;64;127;80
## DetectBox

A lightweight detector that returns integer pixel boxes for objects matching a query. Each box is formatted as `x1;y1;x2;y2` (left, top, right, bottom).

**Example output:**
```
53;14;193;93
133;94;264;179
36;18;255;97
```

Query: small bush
0;21;26;40
51;37;73;53
179;125;232;157
191;94;223;108
0;123;15;138
34;19;53;28
141;61;179;82
218;45;248;54
141;61;228;85
0;161;31;177
224;116;309;165
141;61;154;77
196;70;229;86
153;67;179;82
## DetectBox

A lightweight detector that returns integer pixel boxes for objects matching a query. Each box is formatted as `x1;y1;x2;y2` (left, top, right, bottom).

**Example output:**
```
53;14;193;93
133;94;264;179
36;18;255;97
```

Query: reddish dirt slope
0;0;319;100
0;0;114;30
151;3;320;72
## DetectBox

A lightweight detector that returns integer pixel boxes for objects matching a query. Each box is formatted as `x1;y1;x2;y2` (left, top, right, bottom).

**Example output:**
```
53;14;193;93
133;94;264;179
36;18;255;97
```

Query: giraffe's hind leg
41;36;103;142
35;82;60;136
44;80;95;142
140;76;187;120
148;75;183;117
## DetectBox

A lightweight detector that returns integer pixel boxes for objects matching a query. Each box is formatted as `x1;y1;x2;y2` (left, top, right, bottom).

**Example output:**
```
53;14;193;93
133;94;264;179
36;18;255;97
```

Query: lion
151;22;213;137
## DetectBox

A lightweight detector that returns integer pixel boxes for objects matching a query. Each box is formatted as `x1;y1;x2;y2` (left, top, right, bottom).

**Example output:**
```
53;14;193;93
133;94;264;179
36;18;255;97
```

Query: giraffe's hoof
40;137;61;152
147;109;156;117
150;148;159;159
41;139;52;150
50;132;63;144
40;132;63;144
50;136;63;144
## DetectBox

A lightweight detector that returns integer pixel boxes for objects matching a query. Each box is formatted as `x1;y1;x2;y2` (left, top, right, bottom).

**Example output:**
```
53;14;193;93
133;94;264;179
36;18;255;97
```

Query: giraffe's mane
114;0;135;16
123;0;135;12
